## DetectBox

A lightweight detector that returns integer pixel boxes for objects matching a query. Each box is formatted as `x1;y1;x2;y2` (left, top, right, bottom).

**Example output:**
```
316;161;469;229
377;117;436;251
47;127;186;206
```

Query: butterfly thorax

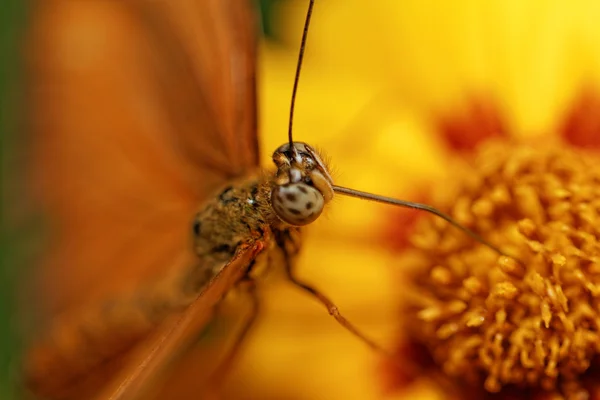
189;175;282;287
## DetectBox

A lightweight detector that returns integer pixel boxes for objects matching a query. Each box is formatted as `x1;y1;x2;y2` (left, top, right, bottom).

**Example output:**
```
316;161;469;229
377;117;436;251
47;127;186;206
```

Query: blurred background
2;0;27;398
4;1;600;399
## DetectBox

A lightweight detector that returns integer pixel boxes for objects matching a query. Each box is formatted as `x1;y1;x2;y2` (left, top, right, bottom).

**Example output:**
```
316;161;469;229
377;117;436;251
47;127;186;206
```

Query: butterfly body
191;176;281;291
156;139;332;318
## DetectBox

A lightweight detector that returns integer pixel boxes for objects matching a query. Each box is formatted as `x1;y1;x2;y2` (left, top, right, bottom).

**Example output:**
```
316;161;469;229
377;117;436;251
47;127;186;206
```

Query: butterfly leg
205;277;259;397
275;229;390;356
275;231;456;392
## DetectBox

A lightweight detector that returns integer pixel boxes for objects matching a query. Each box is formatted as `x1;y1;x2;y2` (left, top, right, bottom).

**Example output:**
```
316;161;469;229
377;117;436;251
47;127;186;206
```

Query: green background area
2;0;27;397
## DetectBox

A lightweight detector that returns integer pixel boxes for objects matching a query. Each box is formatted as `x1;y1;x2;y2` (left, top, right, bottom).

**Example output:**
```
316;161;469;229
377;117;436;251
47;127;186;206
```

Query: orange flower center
402;140;600;398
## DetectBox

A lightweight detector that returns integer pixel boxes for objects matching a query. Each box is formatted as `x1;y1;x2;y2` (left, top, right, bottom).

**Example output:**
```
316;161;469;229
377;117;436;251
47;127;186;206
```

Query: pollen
400;140;600;398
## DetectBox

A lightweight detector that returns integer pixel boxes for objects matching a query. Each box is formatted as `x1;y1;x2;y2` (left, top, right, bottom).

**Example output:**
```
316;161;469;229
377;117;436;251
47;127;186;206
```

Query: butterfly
24;0;373;398
23;1;508;399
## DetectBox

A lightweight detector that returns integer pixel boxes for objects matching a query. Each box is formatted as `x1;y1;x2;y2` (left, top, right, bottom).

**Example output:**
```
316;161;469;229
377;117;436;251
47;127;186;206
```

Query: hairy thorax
185;174;293;294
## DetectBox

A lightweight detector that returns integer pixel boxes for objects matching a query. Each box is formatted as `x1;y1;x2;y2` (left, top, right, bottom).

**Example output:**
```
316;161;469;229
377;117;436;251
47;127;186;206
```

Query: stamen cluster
403;141;600;398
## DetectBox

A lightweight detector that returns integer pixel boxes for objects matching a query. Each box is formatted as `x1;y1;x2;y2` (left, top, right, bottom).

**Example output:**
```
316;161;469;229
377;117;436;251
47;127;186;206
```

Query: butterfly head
271;142;334;226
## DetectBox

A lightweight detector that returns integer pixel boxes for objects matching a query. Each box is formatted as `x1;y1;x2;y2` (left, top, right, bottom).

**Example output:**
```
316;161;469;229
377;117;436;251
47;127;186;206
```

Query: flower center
402;140;600;397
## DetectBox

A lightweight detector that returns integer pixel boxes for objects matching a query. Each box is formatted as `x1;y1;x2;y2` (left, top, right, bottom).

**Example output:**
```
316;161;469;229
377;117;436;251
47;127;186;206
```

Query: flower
386;140;600;399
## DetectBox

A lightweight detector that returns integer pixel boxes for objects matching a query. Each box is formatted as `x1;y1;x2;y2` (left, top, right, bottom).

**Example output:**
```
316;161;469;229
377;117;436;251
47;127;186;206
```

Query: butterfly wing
95;242;265;400
25;0;259;398
133;0;260;176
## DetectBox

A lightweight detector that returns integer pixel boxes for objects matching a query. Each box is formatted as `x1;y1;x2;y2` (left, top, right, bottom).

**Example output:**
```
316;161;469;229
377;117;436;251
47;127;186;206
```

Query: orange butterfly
23;1;508;399
24;1;385;398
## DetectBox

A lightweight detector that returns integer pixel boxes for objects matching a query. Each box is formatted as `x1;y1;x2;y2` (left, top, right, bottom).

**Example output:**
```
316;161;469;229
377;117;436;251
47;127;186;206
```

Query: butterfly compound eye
271;183;324;226
271;142;334;226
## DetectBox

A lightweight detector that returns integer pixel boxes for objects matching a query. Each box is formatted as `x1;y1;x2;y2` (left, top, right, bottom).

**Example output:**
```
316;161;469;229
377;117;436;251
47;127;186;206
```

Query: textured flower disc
400;139;600;399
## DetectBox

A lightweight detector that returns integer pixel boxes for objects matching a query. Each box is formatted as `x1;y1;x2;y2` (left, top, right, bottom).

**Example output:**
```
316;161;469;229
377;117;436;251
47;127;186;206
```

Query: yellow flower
387;141;600;399
226;1;600;400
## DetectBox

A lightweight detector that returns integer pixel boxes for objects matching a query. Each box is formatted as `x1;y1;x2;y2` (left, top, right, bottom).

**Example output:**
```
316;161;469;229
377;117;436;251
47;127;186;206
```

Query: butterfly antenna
288;0;316;157
333;185;520;262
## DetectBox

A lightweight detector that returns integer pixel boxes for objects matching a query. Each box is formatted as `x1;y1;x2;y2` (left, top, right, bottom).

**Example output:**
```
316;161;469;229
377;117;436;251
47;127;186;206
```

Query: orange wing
24;0;259;398
95;242;265;400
